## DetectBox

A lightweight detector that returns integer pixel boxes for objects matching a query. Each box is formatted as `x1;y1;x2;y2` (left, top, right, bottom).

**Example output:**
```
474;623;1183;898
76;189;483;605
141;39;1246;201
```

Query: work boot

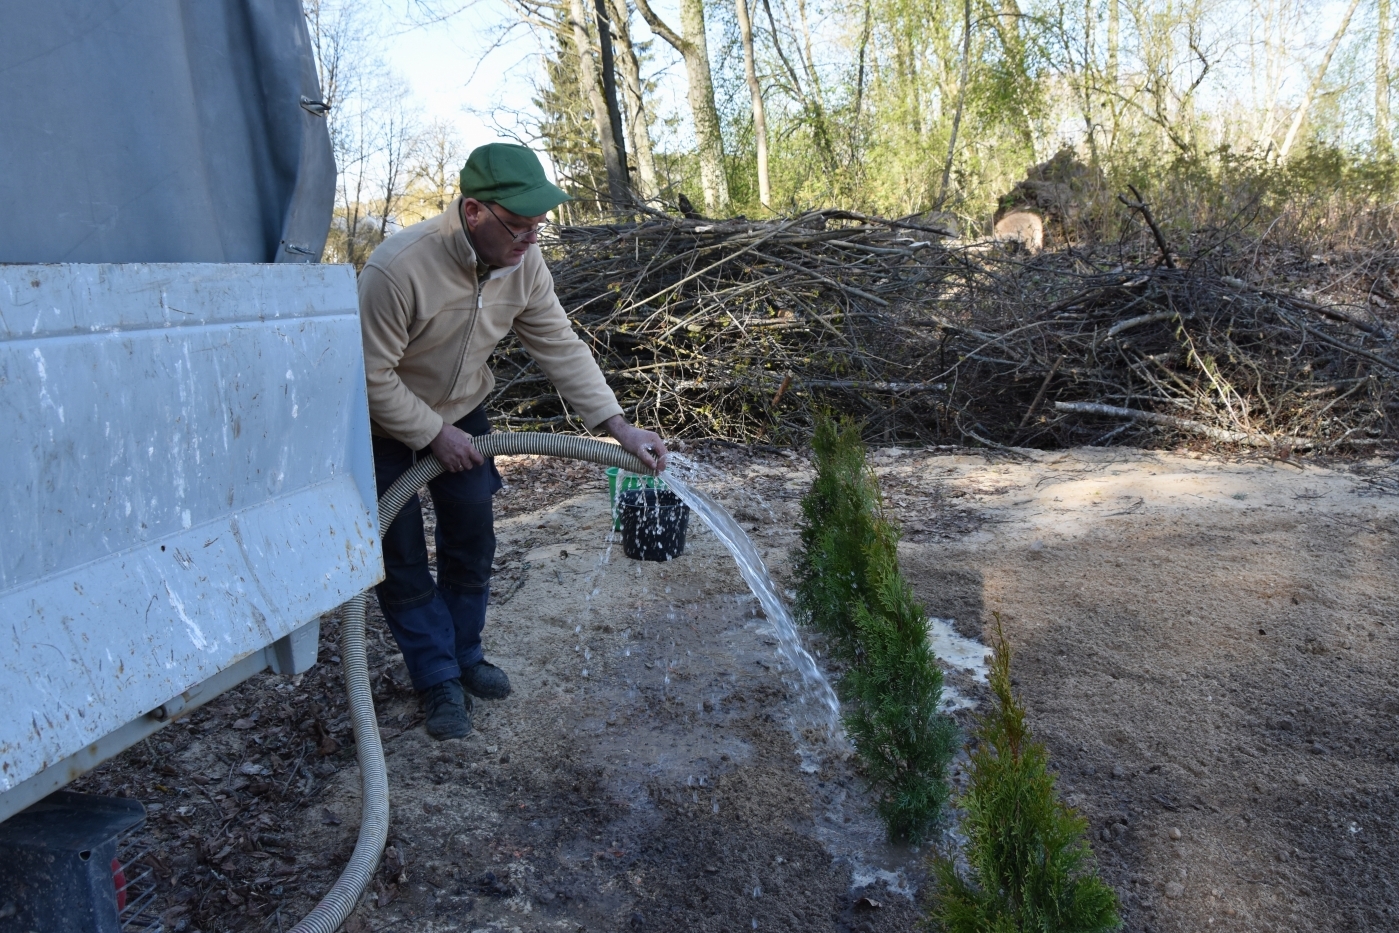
461;660;511;700
423;678;472;739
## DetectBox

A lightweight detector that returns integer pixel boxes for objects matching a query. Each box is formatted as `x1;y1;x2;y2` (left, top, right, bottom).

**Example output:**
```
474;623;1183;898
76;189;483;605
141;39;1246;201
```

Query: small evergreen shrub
843;549;958;841
793;414;881;645
795;413;956;843
926;619;1121;933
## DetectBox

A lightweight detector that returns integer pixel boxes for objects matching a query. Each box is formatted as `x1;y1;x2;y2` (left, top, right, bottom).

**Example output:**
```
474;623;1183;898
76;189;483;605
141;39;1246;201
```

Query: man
359;143;667;740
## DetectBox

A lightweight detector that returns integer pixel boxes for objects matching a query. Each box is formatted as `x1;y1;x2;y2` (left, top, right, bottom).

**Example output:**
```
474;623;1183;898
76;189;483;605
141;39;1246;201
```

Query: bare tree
304;0;366;262
1380;0;1392;156
1278;0;1362;160
304;0;351;118
303;0;421;267
632;0;732;214
607;0;662;202
1251;0;1304;155
410;119;469;217
1107;0;1120;85
760;0;837;172
1112;0;1221;155
1102;0;1126;152
334;90;384;268
735;0;771;208
376;78;421;242
939;0;972;206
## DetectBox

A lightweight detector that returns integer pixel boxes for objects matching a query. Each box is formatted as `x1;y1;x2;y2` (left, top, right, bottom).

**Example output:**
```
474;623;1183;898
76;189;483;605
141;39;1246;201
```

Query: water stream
655;473;843;749
599;465;983;896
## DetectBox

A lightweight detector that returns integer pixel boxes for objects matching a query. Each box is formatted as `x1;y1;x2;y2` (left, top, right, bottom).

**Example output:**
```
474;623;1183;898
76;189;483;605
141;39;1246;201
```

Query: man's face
461;198;546;268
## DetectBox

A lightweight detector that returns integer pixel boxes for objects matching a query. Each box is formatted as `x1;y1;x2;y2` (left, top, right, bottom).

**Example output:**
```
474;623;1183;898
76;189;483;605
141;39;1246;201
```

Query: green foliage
794;414;881;645
522;0;1399;241
795;413;955;843
926;619;1120;933
1074;142;1399;254
843;554;958;841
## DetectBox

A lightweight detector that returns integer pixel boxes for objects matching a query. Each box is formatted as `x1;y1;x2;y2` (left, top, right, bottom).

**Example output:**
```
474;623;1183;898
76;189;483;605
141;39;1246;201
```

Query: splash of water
660;473;842;740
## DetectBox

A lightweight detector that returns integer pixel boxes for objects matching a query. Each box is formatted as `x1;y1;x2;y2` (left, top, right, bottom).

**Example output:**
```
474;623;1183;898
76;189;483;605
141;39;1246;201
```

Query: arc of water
662;474;841;734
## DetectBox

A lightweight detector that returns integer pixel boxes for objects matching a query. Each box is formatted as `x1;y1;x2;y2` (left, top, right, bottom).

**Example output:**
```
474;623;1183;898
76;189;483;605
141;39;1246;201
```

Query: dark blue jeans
373;405;503;691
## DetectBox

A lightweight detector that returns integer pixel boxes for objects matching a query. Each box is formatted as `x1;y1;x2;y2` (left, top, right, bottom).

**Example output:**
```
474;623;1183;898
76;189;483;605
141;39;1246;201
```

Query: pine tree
842;546;957;842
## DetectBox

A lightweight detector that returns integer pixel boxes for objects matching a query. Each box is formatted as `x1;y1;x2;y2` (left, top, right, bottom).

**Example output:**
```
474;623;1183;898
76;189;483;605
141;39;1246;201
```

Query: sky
377;4;537;147
373;0;691;163
374;0;685;150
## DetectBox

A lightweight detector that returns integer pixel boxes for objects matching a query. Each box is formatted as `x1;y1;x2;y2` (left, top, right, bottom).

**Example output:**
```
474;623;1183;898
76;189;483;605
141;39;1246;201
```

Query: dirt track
72;444;1399;932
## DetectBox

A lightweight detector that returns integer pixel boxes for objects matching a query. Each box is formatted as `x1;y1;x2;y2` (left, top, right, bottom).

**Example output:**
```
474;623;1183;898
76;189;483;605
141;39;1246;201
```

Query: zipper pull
477;287;483;310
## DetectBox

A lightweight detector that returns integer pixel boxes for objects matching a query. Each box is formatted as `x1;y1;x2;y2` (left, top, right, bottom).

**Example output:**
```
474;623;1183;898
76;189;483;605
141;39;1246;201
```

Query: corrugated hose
289;433;649;933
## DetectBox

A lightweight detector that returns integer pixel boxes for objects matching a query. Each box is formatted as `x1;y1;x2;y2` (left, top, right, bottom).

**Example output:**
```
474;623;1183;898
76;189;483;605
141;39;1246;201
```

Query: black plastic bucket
617;488;691;561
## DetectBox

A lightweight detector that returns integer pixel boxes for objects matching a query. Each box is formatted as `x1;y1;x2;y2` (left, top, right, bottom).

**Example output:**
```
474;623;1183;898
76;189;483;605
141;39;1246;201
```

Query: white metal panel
0;264;381;795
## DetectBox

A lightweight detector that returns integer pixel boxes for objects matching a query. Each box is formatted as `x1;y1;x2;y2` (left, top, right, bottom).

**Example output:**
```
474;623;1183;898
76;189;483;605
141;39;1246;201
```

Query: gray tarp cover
0;0;335;263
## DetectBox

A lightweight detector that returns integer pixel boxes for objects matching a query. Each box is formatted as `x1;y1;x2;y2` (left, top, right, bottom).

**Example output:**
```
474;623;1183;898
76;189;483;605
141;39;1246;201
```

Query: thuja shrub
926;620;1121;933
842;552;958;841
795;413;956;842
793;414;880;643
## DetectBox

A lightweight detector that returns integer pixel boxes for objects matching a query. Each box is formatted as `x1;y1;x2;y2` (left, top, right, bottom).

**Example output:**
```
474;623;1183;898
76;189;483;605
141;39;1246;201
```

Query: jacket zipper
435;273;484;408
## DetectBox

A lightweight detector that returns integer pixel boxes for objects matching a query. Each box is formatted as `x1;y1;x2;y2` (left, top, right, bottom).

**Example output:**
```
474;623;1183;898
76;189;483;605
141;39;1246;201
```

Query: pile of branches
490;209;958;443
945;253;1398;452
485;206;1399;452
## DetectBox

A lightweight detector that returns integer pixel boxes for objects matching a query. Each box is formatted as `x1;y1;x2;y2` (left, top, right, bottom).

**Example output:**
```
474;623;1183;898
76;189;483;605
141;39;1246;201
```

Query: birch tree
1277;0;1362;160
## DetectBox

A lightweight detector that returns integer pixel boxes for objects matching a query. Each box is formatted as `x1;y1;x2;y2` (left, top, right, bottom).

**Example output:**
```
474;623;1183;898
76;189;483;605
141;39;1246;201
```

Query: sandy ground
879;444;1399;932
70;452;920;933
69;444;1399;932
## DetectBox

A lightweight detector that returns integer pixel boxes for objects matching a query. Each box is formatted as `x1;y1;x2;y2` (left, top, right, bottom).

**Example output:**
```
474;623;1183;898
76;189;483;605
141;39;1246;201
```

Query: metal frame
0;619;318;824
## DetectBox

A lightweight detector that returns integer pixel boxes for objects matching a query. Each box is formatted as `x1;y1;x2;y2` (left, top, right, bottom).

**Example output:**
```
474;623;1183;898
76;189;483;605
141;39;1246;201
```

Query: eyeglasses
485;203;543;243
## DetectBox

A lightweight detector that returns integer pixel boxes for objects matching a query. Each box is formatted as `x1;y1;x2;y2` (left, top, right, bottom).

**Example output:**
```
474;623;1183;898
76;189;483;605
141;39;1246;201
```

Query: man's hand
600;415;669;472
429;423;486;472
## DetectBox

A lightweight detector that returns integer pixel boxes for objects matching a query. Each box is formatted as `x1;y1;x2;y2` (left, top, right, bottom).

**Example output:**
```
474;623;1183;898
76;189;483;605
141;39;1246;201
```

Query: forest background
308;0;1399;266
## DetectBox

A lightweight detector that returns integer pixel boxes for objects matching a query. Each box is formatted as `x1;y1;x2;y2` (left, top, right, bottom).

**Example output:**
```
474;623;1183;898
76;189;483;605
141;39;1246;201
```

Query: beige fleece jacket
359;198;623;449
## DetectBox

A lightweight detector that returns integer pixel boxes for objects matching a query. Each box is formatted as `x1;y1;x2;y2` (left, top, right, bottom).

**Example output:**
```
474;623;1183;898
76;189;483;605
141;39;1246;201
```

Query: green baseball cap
459;143;571;217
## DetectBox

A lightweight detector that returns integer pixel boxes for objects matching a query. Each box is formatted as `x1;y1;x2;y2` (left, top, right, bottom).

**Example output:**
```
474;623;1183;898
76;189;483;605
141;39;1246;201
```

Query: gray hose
285;590;381;933
290;433;649;933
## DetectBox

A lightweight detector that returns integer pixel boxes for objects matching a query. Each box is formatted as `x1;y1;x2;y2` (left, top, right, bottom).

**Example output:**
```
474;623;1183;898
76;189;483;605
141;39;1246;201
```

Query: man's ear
460;198;483;230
